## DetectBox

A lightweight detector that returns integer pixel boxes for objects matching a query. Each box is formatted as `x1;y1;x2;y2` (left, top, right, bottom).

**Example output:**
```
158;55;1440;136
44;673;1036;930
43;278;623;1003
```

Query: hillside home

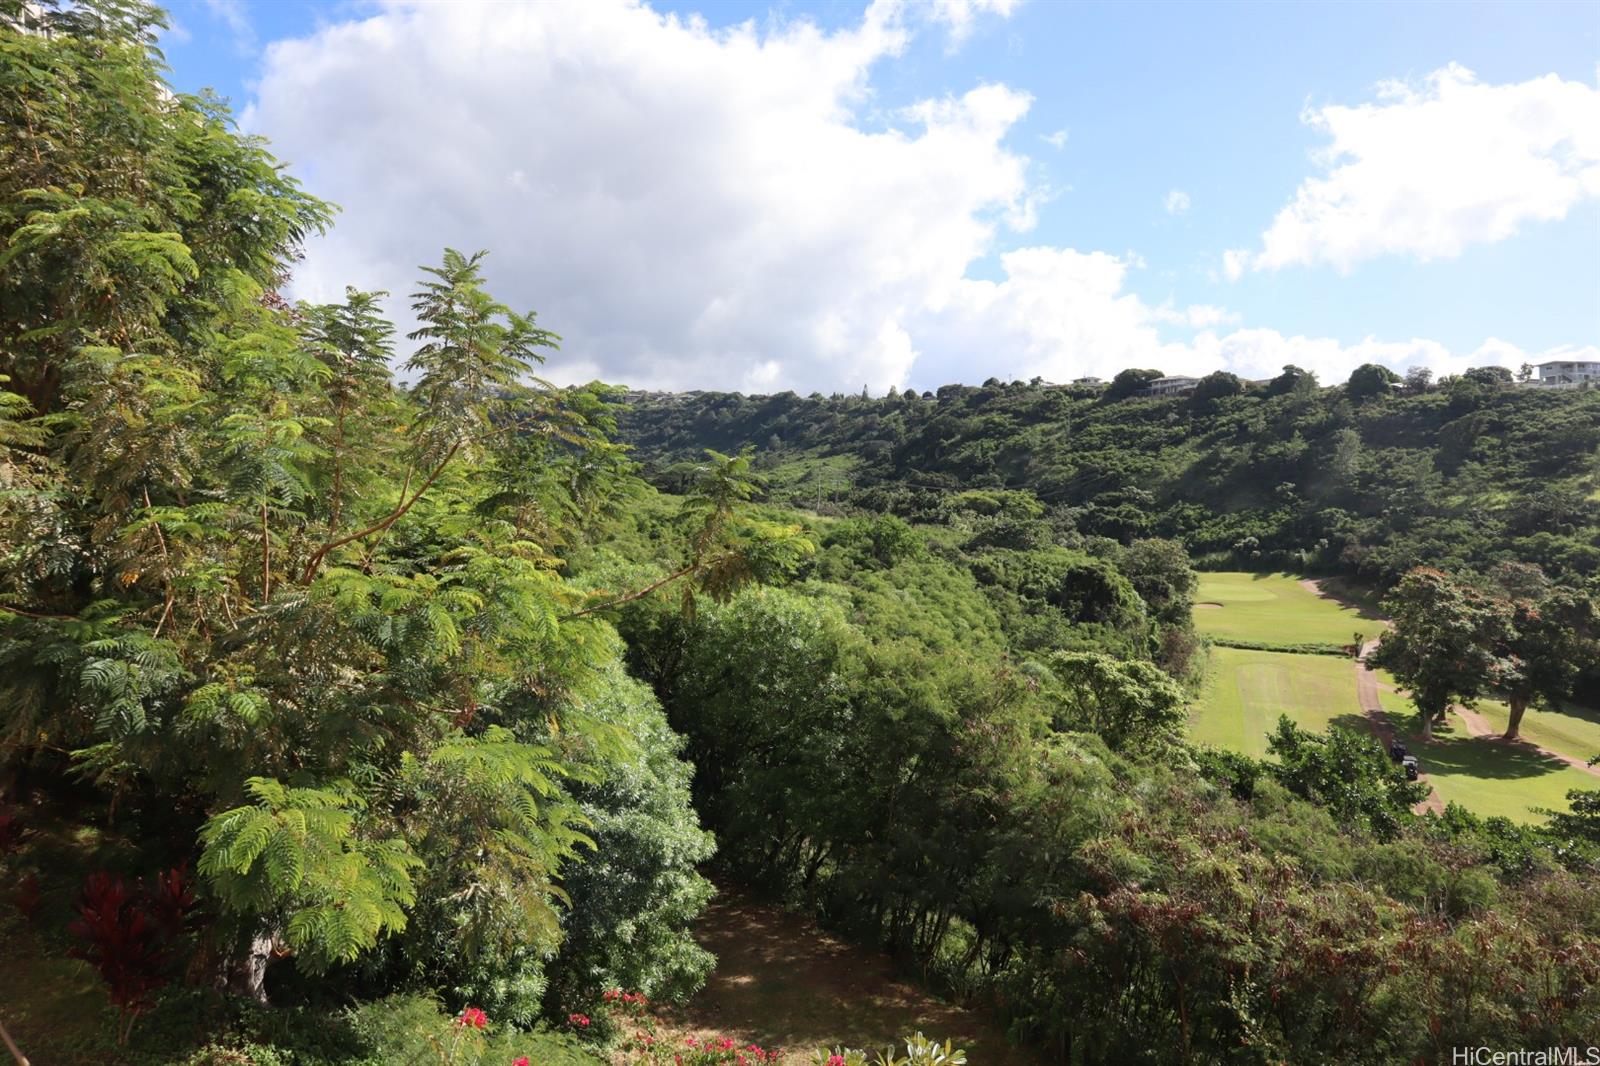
1534;360;1599;387
1142;375;1200;397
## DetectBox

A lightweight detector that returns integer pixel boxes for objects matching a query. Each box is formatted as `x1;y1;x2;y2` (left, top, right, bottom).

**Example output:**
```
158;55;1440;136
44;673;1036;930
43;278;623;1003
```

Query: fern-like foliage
401;727;595;960
198;777;419;973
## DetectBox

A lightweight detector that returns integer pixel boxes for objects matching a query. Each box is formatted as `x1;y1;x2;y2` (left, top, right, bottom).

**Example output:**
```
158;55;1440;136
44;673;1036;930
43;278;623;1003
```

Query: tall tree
1049;651;1186;753
299;248;558;582
299;288;397;534
1372;568;1509;740
1491;585;1597;740
1345;363;1399;402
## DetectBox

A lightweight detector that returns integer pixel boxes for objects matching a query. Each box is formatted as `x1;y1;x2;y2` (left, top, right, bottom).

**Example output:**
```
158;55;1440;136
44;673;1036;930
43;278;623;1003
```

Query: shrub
67;866;198;1045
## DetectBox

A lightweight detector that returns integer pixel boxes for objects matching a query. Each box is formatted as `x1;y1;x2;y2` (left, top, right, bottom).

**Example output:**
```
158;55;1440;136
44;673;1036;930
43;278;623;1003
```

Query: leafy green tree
1372;568;1509;740
1117;538;1197;626
1048;651;1186;752
824;514;924;568
1490;585;1598;739
1267;364;1318;396
1264;717;1427;838
568;448;813;617
300;288;398;533
0;0;330;419
1345;363;1399;402
197;778;420;982
543;668;715;1014
300;248;559;582
1104;367;1163;400
1189;370;1242;405
1464;365;1513;387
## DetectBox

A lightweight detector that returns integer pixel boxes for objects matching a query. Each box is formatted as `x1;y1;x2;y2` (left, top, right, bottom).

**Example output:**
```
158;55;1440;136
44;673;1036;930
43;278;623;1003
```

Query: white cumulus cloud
926;0;1022;45
247;3;1590;393
1243;64;1600;273
253;0;1032;393
916;246;1577;386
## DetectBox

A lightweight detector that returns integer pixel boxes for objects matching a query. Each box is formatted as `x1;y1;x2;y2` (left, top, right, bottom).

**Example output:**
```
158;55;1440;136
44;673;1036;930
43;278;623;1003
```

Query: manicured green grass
1188;647;1364;758
1189;569;1598;824
1193;572;1385;648
1373;673;1590;823
1471;698;1600;767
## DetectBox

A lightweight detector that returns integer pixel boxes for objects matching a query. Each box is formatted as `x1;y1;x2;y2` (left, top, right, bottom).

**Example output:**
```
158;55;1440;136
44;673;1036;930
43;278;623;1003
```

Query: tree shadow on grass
1286;572;1389;624
1402;722;1574;781
1326;712;1571;782
1329;712;1382;738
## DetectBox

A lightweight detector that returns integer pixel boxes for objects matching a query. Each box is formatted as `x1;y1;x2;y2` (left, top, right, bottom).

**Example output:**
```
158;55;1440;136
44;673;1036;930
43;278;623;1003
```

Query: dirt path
1451;703;1600;778
667;893;1042;1065
1355;639;1444;815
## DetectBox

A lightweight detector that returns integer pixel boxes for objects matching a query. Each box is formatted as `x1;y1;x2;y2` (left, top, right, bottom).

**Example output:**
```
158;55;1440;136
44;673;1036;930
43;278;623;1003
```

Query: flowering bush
347;995;601;1066
587;988;781;1065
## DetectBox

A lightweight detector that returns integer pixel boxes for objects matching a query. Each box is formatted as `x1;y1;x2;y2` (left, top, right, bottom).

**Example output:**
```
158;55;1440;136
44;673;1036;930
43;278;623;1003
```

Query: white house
1142;376;1200;397
1535;360;1600;387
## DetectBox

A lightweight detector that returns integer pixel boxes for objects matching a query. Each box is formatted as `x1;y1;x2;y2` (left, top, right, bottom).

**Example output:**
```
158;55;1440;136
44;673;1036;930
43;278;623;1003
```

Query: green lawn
1188;571;1598;824
1193;572;1386;648
1472;698;1600;765
1189;647;1364;758
1373;672;1590;823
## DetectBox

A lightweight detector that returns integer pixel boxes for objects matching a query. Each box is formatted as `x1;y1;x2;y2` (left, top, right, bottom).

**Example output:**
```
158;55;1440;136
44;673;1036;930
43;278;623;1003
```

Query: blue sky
157;0;1600;392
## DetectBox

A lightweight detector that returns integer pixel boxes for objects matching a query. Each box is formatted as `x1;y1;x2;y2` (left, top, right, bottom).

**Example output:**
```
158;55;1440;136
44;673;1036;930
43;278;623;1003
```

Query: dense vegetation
2;3;1599;1064
618;369;1600;592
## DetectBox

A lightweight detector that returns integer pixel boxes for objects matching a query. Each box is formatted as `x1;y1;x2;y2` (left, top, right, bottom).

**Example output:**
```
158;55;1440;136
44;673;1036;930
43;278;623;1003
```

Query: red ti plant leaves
67;867;199;1045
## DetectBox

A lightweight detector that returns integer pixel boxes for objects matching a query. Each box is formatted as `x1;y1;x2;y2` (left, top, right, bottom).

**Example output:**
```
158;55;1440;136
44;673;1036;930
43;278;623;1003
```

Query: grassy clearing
762;454;860;510
1193;572;1385;648
1373;673;1590;822
672;894;1040;1066
1188;647;1363;758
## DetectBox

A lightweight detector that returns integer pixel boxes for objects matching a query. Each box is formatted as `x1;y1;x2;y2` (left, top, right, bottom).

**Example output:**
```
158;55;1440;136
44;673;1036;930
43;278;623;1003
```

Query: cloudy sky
162;0;1599;393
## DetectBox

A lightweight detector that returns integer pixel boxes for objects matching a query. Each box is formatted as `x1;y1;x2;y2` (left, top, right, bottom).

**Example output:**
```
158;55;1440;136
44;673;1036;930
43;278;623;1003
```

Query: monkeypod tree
1372;568;1510;741
1489;581;1598;741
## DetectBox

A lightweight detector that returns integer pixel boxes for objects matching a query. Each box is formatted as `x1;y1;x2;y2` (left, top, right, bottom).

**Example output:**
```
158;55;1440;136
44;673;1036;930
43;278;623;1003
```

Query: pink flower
828;1056;846;1066
513;1058;530;1066
457;1007;488;1029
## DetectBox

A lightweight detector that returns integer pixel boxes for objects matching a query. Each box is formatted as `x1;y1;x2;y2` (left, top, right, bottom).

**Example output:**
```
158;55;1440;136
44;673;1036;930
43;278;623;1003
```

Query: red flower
457;1007;488;1029
513;1058;530;1066
568;1012;591;1027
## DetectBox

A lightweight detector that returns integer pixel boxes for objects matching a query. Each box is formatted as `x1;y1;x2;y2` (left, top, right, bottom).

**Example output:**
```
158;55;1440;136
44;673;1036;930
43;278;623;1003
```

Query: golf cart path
1451;702;1600;778
1356;639;1444;815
